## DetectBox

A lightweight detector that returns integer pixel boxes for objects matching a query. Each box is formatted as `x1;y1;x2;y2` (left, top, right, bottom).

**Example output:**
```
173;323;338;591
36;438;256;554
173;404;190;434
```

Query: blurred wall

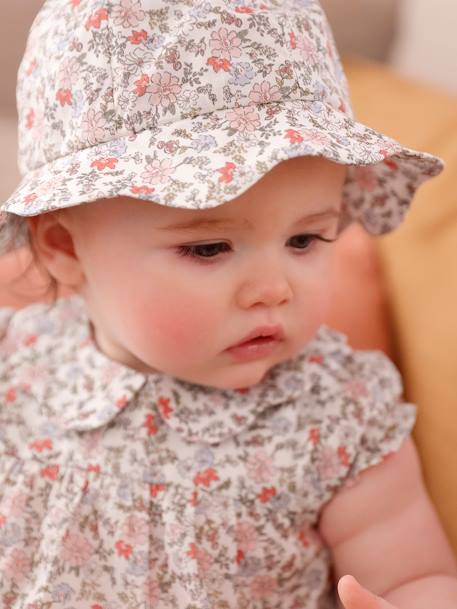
321;0;398;62
0;0;43;116
391;0;457;93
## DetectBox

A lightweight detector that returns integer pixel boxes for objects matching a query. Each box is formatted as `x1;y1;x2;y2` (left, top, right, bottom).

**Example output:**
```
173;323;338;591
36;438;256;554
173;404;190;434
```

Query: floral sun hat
0;0;443;254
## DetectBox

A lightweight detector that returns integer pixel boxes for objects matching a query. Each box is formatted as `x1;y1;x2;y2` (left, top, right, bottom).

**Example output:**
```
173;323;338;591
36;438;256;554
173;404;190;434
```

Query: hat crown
17;0;352;175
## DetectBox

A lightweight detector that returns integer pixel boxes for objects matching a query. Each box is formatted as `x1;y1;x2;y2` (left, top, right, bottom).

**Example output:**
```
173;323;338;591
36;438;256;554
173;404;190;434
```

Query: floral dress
0;295;415;609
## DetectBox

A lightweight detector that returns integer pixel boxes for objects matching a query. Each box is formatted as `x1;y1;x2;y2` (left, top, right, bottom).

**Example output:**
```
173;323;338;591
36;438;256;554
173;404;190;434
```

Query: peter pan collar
22;295;345;445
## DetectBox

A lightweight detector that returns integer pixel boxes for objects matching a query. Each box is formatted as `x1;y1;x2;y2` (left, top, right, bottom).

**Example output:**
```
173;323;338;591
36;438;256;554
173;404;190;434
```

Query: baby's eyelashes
175;233;337;264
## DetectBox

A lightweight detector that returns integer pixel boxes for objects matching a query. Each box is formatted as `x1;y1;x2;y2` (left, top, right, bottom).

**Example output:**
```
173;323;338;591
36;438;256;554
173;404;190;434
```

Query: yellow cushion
346;58;457;554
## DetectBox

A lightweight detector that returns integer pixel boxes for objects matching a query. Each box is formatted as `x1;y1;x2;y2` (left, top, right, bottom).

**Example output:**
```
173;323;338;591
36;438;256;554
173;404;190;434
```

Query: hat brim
1;99;443;253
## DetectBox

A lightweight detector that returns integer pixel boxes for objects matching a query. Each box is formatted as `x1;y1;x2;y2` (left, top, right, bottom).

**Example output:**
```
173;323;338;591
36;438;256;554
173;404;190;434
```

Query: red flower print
130;185;155;195
157;396;173;419
129;29;147;45
308;427;320;445
338;446;350;467
5;388;16;403
85;8;108;30
29;438;53;452
91;605;103;609
0;514;6;527
26;109;35;130
308;354;323;364
24;193;37;205
186;543;213;574
236;548;245;564
25;334;37;346
149;483;166;498
190;490;198;506
115;540;133;559
257;486;277;503
297;524;320;549
144;413;158;435
56;88;73;106
234;387;250;394
235;6;253;13
71;0;81;6
217;161;236;183
383;158;398;170
298;529;310;547
90;158;119;171
206;56;231;73
285;128;304;144
193;468;219;487
25;58;37;77
289;31;297;49
116;395;128;409
40;465;60;480
186;542;197;559
87;464;101;474
134;73;150;96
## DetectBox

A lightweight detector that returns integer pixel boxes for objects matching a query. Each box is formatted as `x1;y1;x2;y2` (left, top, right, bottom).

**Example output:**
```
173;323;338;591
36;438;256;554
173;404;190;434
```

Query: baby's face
67;156;346;389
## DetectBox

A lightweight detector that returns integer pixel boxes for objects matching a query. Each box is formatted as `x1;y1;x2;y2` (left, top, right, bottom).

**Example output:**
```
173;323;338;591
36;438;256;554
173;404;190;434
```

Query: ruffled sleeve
346;349;416;481
302;327;416;495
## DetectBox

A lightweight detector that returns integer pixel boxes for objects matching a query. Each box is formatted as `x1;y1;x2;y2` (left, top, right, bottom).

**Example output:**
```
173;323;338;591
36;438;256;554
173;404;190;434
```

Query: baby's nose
236;267;293;309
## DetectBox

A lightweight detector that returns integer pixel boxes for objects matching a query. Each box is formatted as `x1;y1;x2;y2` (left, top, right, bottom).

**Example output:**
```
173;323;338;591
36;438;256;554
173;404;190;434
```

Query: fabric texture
0;0;443;255
0;295;415;608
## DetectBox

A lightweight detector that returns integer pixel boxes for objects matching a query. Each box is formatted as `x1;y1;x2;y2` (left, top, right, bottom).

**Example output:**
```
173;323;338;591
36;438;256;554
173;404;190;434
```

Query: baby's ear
26;211;85;290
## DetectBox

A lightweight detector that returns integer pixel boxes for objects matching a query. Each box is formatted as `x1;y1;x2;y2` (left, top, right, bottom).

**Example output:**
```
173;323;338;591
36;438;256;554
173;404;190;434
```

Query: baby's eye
287;233;334;250
176;242;231;261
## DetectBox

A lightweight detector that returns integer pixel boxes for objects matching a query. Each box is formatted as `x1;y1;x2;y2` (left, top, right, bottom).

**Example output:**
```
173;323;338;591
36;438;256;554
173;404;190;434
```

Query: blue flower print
229;62;256;87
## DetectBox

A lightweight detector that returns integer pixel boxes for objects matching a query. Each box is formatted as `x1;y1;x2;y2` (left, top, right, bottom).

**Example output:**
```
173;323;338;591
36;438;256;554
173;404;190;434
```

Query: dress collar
24;295;344;444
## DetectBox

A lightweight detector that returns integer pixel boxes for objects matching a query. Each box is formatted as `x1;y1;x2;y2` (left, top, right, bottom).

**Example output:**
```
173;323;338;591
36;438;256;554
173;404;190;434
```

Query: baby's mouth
226;325;285;350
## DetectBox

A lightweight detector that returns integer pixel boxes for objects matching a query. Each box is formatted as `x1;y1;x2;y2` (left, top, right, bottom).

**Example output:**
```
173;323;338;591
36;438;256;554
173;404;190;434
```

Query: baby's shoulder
0;296;87;374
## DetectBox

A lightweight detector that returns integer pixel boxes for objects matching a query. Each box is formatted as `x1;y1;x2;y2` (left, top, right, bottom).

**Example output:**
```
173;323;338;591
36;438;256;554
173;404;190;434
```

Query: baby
0;0;456;608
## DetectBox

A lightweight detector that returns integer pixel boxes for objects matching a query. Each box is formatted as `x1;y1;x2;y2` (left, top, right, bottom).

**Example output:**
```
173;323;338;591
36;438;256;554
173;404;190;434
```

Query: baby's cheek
132;288;221;360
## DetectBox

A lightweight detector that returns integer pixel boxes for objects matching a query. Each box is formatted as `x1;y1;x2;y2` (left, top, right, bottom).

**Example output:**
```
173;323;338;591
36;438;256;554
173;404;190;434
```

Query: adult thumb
338;575;397;609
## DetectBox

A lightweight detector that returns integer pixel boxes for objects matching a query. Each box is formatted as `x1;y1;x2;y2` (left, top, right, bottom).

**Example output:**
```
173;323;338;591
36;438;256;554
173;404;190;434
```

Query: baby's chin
182;359;285;392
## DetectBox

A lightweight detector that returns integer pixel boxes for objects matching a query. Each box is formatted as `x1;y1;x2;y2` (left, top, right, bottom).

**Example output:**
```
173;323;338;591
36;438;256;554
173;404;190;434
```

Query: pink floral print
112;0;145;28
147;71;182;108
140;158;174;184
80;108;110;146
0;295;416;608
210;27;242;61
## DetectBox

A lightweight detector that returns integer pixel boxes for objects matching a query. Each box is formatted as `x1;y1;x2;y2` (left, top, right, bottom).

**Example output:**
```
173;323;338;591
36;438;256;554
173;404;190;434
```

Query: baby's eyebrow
157;208;340;232
157;217;252;232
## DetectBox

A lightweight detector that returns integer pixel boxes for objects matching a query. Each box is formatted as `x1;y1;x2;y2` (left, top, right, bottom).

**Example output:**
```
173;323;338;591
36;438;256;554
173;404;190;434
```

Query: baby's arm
319;436;457;609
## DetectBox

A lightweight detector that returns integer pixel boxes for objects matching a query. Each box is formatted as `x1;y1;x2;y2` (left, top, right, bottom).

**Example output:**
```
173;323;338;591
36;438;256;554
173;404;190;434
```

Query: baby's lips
228;324;285;349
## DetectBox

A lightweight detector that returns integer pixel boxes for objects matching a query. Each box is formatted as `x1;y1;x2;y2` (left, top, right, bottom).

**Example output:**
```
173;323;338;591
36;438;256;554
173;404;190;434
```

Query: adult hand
338;575;399;609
